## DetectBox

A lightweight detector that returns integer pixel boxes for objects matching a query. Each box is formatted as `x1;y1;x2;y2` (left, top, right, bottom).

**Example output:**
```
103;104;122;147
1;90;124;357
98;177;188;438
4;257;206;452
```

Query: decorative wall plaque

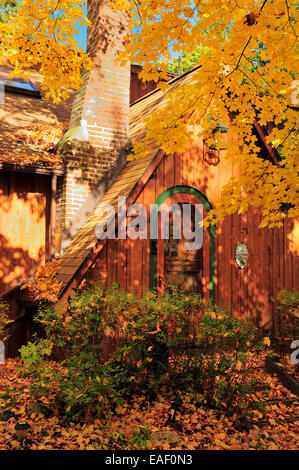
235;242;248;269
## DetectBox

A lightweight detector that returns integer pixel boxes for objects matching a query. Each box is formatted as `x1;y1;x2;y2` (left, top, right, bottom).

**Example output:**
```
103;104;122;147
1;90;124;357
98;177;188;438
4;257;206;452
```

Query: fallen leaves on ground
0;354;298;450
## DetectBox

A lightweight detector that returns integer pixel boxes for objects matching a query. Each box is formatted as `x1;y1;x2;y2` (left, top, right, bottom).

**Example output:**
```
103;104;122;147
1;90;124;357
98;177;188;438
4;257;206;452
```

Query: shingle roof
56;67;200;292
0;66;74;170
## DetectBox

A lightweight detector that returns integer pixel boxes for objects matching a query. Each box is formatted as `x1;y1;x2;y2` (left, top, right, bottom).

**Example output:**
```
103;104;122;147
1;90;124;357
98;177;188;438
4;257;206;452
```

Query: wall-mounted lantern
208;122;229;150
204;120;229;165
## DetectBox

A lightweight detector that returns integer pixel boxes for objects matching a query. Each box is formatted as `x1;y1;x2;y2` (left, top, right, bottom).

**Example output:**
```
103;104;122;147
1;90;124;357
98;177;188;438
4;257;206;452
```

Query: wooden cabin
0;65;175;355
0;0;298;356
0;66;75;292
56;69;298;336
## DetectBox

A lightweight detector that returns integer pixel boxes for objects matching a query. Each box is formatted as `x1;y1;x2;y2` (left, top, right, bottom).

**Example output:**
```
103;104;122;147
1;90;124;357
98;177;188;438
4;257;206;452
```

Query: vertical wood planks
83;143;298;325
0;171;50;294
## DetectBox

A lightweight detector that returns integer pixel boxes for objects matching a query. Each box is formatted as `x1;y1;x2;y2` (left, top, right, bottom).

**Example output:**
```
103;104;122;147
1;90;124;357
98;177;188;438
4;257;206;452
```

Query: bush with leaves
0;300;9;343
19;284;264;420
154;290;264;414
273;289;299;359
276;289;299;339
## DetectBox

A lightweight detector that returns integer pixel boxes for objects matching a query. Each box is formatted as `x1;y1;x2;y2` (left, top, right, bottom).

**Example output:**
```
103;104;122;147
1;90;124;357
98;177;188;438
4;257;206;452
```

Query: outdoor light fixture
208;122;229;150
14;421;30;442
204;120;229;165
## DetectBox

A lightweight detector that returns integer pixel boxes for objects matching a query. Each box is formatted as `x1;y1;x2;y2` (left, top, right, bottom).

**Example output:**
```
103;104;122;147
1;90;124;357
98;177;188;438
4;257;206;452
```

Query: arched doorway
163;201;203;292
149;186;215;302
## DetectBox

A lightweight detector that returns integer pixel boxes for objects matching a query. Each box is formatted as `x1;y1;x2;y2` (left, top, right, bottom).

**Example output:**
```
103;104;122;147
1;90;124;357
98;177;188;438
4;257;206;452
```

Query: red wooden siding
130;64;176;104
87;142;299;329
0;170;51;294
130;70;157;104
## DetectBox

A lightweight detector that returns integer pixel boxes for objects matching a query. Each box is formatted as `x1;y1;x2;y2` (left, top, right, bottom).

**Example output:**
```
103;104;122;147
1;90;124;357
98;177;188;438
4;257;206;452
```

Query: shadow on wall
0;175;49;294
215;210;298;332
56;136;129;252
0;172;49;219
0;233;45;295
87;0;128;58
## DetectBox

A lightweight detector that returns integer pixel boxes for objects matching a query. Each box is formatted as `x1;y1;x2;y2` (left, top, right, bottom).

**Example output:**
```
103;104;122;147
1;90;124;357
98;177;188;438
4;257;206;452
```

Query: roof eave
0;161;65;176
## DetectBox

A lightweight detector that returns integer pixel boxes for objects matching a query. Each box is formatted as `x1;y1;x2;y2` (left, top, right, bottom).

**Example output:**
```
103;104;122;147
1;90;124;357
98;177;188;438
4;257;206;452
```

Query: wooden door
160;203;203;293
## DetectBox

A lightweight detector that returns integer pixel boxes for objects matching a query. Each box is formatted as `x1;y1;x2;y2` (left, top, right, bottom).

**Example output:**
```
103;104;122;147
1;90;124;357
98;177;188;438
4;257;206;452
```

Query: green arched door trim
149;185;215;303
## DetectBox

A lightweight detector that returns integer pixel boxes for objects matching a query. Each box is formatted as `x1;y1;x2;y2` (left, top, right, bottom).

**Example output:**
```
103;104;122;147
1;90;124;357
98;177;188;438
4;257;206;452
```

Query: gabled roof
56;67;199;293
54;65;280;297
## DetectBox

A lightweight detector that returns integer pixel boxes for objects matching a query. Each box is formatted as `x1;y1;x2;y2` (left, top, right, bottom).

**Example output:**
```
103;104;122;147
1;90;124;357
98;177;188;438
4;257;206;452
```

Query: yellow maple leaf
263;337;271;347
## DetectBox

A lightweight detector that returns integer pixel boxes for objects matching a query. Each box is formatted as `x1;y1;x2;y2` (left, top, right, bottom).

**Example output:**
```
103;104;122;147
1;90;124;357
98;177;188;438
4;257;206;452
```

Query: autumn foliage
1;0;297;225
0;0;92;102
17;285;267;419
21;260;63;303
1;120;68;167
15;120;69;153
114;0;298;228
0;151;63;168
275;289;299;358
0;286;298;450
0;300;9;343
0;354;298;450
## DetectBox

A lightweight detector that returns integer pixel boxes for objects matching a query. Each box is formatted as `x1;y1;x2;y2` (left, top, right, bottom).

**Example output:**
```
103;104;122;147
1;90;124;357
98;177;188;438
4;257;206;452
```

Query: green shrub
0;300;9;342
274;288;299;358
166;301;262;413
19;284;263;420
276;289;299;340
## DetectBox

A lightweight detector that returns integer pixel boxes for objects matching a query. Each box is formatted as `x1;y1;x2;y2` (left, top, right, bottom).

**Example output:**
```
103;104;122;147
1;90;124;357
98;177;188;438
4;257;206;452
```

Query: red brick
56;1;130;248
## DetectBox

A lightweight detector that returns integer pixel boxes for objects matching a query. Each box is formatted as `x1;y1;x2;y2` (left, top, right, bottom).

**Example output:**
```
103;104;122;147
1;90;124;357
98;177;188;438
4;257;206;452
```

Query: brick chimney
56;0;130;252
